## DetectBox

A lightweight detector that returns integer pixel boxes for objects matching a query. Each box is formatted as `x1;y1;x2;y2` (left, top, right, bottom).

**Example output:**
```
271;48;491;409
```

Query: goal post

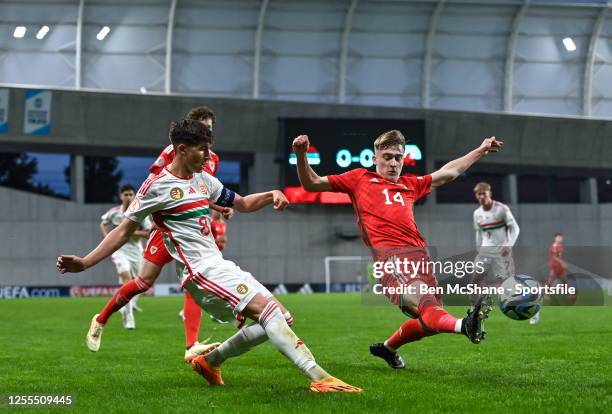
323;256;371;293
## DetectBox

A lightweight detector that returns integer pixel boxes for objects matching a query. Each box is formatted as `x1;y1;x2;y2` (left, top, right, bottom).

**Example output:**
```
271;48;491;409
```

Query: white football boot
86;314;105;352
184;340;221;363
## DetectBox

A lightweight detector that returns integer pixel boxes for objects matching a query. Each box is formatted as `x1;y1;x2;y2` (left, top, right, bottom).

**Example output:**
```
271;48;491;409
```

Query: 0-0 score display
281;118;426;190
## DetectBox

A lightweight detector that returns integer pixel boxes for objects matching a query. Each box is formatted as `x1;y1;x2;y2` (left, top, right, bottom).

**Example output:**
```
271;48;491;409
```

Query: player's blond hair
473;182;491;193
374;130;406;151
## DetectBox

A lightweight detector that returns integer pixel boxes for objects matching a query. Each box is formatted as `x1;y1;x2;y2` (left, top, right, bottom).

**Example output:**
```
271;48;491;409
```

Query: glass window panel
0;151;70;199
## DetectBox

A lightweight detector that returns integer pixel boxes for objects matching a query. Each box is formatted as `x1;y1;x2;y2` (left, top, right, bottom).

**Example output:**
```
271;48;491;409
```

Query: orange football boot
190;355;224;386
309;376;362;393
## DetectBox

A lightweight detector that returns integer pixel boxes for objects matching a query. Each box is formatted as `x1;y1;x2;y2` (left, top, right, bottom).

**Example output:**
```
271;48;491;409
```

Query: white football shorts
184;258;273;327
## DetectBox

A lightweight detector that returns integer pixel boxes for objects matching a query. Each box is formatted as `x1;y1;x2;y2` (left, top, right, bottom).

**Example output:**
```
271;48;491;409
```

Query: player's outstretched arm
292;134;333;192
430;136;503;188
57;218;142;274
133;228;150;239
233;190;289;213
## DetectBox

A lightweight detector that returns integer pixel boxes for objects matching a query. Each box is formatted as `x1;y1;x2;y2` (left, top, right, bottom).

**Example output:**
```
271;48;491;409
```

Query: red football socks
385;294;461;351
96;276;151;325
417;294;460;333
385;318;437;350
183;291;203;349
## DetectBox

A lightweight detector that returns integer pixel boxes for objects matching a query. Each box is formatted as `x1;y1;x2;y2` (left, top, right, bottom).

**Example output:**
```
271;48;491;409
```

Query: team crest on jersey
198;181;208;195
128;198;140;213
236;284;248;294
170;187;184;200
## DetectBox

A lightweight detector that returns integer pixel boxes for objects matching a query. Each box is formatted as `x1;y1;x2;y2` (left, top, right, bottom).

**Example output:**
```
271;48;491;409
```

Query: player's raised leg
192;292;361;392
86;261;156;352
196;299;293;366
371;280;491;369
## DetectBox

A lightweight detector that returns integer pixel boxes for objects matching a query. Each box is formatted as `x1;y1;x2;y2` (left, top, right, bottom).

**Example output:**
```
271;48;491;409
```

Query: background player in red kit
531;232;567;325
85;107;232;359
547;233;566;282
210;210;228;251
293;129;503;369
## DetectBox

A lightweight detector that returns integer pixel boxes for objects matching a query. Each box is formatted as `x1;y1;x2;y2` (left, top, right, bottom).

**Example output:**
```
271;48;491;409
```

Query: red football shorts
377;251;440;308
549;263;567;279
143;228;173;267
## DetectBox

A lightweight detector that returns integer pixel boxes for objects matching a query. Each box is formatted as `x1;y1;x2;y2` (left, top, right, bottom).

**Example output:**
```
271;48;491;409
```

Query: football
499;274;543;320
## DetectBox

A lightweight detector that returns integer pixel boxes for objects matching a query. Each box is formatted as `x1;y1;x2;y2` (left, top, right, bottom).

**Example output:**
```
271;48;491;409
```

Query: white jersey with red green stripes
124;167;234;285
473;201;517;253
101;205;151;262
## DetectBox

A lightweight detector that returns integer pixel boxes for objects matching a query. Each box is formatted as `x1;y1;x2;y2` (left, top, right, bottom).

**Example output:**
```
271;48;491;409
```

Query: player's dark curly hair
169;119;213;147
185;106;216;124
119;184;135;194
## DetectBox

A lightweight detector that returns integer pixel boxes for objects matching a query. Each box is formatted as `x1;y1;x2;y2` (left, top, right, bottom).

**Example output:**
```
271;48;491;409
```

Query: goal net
323;256;372;293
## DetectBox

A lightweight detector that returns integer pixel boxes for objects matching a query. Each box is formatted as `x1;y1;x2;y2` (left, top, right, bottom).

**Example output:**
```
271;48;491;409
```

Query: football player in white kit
100;184;152;329
58;120;361;393
472;182;520;287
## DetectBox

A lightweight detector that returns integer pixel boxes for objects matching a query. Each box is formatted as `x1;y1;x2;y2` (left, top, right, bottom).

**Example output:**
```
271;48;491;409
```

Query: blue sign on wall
24;89;52;135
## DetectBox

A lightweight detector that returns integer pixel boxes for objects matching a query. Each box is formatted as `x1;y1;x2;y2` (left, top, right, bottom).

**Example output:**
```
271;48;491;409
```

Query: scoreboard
279;118;425;204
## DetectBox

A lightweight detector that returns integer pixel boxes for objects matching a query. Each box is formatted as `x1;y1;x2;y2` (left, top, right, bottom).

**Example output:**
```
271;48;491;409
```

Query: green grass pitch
1;294;610;413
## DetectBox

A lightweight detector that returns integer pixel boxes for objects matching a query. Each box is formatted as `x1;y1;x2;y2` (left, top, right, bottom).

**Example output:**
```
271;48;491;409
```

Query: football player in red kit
530;232;567;325
293;129;503;369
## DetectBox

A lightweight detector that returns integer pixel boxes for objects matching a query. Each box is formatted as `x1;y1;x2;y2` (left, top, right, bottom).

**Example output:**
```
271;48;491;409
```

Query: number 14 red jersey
328;168;432;248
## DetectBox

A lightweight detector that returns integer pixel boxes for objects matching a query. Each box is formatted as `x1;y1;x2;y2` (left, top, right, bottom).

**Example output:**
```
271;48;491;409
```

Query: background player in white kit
473;182;520;286
100;184;151;329
58;119;361;393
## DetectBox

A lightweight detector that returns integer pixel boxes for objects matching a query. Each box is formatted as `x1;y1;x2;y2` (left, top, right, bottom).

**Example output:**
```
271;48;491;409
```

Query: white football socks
205;323;268;366
205;310;294;366
258;301;329;381
203;301;329;382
